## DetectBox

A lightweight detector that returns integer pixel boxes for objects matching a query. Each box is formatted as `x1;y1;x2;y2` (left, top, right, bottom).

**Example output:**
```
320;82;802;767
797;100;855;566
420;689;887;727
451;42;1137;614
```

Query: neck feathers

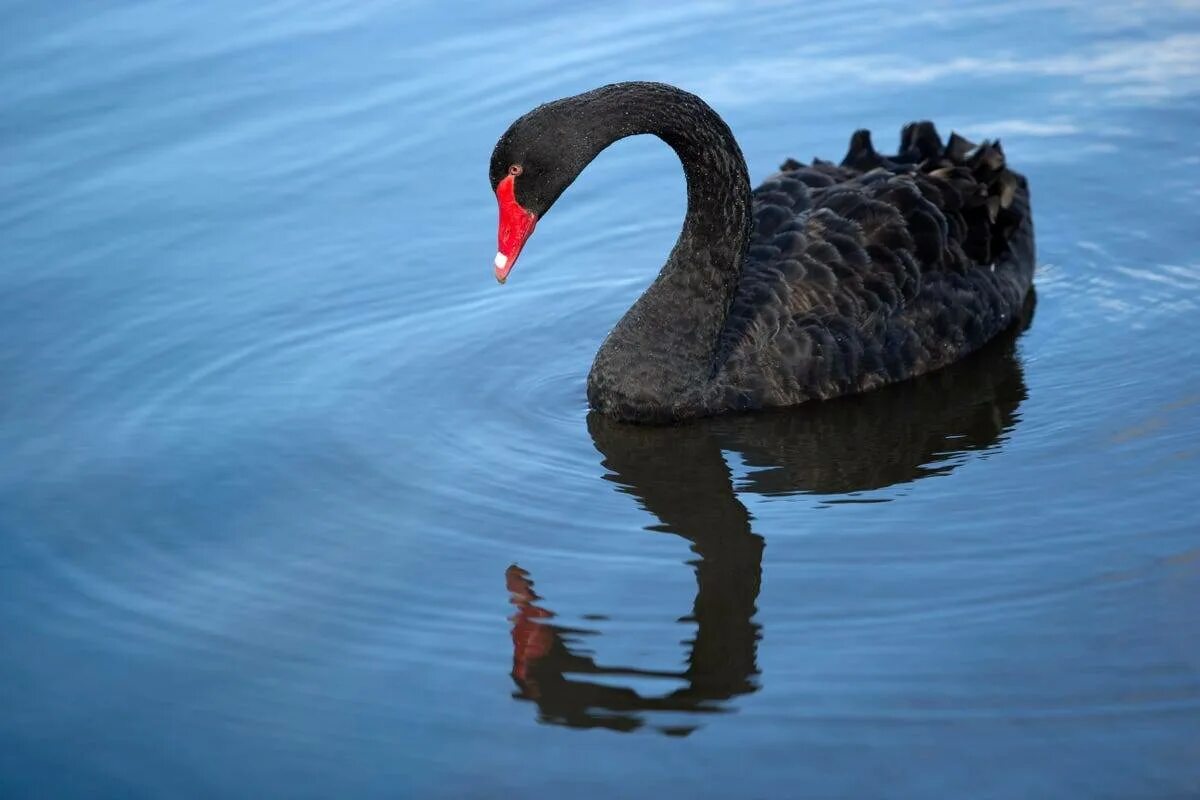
559;83;750;421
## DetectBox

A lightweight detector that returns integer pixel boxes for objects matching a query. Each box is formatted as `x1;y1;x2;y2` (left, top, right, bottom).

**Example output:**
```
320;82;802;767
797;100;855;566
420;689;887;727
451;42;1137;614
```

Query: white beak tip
494;252;508;270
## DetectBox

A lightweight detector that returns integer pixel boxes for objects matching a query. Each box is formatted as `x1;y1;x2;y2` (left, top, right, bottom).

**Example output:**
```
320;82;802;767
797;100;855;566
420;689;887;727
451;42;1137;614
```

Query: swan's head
489;102;590;283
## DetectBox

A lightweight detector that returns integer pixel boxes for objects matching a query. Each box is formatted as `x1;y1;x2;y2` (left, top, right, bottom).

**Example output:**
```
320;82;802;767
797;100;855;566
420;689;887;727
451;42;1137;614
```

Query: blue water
3;2;1199;797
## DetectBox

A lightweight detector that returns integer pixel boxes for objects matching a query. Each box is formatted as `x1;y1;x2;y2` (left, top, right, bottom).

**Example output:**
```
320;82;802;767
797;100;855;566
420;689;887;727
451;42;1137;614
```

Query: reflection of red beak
494;175;538;283
506;565;553;686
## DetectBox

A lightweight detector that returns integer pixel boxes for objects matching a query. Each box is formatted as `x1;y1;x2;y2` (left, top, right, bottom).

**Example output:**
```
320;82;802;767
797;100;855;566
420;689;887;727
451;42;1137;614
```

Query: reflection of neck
506;544;763;731
687;530;763;696
588;414;766;701
507;409;768;725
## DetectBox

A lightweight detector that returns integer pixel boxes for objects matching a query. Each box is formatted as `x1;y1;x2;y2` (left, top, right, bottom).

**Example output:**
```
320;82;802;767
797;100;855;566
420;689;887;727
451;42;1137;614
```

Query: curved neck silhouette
571;85;753;399
502;83;753;413
508;423;762;735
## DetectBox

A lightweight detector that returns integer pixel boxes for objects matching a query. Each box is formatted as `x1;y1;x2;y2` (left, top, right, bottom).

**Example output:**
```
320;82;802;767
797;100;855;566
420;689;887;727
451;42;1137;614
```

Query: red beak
494;174;538;283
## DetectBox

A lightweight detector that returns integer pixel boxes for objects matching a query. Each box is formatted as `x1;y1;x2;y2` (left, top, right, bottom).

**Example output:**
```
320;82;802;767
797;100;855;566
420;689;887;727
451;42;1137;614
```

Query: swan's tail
839;122;1026;263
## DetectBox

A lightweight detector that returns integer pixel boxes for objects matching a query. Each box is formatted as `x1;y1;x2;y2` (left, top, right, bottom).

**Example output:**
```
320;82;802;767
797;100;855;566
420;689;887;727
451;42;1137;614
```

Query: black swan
489;82;1035;424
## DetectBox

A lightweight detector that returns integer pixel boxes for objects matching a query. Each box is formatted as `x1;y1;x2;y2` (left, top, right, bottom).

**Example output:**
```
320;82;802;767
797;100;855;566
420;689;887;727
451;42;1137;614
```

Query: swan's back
713;122;1034;412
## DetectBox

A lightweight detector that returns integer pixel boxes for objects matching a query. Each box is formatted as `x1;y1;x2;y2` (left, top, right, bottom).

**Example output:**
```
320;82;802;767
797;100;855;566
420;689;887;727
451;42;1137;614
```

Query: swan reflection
508;297;1034;734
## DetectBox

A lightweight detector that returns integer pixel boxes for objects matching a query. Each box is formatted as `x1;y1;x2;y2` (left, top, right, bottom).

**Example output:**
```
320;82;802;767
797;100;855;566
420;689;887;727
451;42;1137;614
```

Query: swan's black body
489;82;1035;423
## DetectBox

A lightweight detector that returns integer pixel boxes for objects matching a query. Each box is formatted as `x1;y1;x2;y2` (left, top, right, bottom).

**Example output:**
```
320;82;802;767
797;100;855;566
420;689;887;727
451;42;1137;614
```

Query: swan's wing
716;123;1033;404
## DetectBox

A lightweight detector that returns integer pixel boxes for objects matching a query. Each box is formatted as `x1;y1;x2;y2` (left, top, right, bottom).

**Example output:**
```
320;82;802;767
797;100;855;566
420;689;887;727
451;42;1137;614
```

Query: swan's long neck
554;83;752;420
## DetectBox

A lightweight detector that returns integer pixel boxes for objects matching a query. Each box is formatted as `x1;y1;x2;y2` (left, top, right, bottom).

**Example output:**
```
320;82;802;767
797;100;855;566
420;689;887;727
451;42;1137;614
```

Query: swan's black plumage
489;82;1035;423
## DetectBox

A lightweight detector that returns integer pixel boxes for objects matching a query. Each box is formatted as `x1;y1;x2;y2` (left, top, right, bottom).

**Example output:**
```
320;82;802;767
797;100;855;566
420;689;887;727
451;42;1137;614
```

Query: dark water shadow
508;294;1036;735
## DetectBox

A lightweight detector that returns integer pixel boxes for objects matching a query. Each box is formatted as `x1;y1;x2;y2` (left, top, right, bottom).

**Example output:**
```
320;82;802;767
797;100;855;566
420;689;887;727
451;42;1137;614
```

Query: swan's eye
508;164;523;177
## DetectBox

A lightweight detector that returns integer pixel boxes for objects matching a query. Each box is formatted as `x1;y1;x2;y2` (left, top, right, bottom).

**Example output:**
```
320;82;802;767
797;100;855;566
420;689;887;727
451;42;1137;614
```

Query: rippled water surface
3;1;1200;797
